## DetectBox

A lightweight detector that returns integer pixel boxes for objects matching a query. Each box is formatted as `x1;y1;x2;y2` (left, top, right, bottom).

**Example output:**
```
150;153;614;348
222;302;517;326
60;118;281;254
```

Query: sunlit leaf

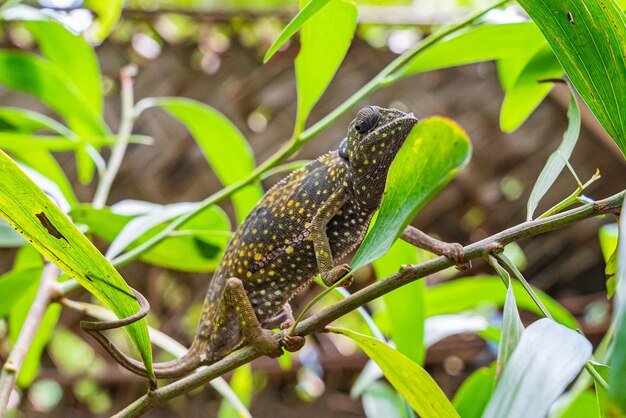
609;199;626;412
526;83;580;220
396;23;546;78
362;381;414;418
84;0;125;42
0;150;153;376
498;283;524;374
500;45;563;132
217;364;254;418
453;363;496;418
372;240;424;364
516;0;626;157
425;276;577;329
351;117;471;270
331;327;460;418
0;133;149;151
294;0;357;131
137;98;262;223
0;268;41;318
263;0;332;62
484;319;591;418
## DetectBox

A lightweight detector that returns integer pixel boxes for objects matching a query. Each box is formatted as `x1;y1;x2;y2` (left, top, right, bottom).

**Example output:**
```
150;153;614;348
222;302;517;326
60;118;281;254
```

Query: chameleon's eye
354;106;379;134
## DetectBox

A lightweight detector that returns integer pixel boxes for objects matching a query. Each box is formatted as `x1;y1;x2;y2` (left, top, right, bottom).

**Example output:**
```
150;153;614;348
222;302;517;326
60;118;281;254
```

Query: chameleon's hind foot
280;320;305;352
321;264;352;287
251;329;283;358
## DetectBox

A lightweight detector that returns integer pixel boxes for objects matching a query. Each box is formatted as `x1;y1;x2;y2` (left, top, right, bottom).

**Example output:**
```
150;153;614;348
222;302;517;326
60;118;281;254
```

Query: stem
92;65;138;209
0;264;59;417
113;190;624;417
538;170;601;219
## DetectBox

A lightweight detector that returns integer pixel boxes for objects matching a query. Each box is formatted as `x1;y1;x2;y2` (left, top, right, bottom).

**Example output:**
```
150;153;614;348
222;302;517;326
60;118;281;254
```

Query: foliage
0;0;624;416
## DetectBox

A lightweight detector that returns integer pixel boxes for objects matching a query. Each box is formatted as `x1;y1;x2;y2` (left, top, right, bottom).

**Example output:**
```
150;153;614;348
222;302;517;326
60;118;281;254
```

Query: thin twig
0;264;59;417
113;190;624;418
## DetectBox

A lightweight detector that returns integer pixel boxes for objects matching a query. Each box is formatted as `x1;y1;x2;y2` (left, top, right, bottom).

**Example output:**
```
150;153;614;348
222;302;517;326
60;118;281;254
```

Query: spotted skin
98;106;419;379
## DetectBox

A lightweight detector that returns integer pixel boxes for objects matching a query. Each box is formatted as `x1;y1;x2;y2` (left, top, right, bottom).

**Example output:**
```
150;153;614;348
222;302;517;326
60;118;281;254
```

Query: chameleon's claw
322;264;352;287
280;321;306;352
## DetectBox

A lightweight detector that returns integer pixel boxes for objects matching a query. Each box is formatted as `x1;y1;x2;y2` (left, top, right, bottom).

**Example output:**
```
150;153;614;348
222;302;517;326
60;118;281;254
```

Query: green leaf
0;219;26;247
609;200;626;412
217;364;253;418
424;276;578;329
362;381;414;418
590;364;610;418
0;107;72;135
0;268;41;318
526;83;580;220
396;23;546;78
83;0;125;42
0;133;148;151
351;117;471;270
498;282;524;375
599;223;619;298
516;0;626;158
0;150;153;377
452;363;496;418
263;0;332;63
331;327;460;418
138;98;262;223
554;390;602;418
294;0;357;131
70;203;231;272
500;45;563;132
372;239;425;364
484;319;592;418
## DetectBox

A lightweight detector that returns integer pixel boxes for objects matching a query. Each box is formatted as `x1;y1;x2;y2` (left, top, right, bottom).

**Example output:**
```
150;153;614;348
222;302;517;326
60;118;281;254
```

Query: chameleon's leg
262;303;305;352
310;187;352;287
224;278;283;358
400;225;467;267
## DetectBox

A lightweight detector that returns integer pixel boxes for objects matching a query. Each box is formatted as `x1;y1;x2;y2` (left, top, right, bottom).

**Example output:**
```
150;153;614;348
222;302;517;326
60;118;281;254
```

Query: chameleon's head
339;106;419;208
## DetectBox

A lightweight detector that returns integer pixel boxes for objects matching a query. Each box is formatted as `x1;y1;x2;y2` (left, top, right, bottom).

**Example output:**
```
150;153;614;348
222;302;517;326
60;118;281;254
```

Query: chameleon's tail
80;288;203;387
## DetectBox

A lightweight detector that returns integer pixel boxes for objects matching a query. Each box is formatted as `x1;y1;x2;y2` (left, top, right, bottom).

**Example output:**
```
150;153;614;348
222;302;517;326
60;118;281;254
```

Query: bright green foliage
331;327;460;418
484;319;591;418
351;117;471;270
294;0;357;131
609;200;626;412
84;0;126;42
498;283;524;375
362;381;414;418
137;98;262;224
217;365;254;418
517;0;626;158
372;240;425;364
0;150;153;377
453;363;496;418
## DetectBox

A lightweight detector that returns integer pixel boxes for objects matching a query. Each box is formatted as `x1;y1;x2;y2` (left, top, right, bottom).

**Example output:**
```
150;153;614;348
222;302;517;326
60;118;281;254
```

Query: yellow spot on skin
288;199;294;206
286;246;294;254
246;271;252;278
254;253;263;261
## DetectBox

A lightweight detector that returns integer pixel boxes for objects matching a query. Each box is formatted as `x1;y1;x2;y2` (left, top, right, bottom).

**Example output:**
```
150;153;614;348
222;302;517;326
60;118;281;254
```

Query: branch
113;190;624;417
0;264;59;417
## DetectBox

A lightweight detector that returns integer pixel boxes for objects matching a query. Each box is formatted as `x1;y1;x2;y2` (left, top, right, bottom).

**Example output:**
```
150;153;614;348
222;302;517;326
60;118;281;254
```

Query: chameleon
82;106;464;381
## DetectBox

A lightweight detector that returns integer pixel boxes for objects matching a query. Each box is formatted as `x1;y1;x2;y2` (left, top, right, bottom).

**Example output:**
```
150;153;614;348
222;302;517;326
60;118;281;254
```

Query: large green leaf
452;363;496;418
372;240;425;364
498;282;524;375
0;133;148;151
331;327;460;418
137;98;262;223
499;45;563;133
351;117;471;270
609;199;626;412
516;0;626;158
0;150;153;376
294;0;357;131
396;23;546;78
526;83;580;220
424;276;578;329
70;203;231;272
263;0;332;62
484;319;591;418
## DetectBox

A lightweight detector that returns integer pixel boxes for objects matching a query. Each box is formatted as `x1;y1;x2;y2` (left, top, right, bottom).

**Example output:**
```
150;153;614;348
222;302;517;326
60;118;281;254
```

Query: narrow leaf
294;0;357;131
484;319;592;418
516;0;626;157
498;283;524;374
84;0;125;42
526;83;580;220
500;45;563;132
263;0;332;63
351;117;471;270
139;98;262;223
452;363;496;418
331;327;460;418
0;150;153;376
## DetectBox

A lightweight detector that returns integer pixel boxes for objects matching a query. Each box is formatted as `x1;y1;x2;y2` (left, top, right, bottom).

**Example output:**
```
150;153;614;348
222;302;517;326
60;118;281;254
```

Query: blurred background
0;0;624;416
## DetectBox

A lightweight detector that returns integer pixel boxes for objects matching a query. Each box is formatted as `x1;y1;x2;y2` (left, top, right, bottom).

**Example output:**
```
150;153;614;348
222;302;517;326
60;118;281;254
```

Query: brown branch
113;190;624;417
0;264;59;417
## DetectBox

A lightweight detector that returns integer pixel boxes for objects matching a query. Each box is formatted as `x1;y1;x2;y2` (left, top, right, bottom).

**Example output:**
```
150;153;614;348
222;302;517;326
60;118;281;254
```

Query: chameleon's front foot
321;263;353;287
280;320;305;352
400;225;468;269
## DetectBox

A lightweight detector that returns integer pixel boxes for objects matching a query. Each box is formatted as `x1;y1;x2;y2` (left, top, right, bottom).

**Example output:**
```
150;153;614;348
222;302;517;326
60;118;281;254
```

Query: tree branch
113;190;624;417
0;264;59;417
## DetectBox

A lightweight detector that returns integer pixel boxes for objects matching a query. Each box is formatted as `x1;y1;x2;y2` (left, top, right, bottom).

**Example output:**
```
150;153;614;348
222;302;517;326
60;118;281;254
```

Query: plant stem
113;190;624;418
92;65;138;209
0;264;59;417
